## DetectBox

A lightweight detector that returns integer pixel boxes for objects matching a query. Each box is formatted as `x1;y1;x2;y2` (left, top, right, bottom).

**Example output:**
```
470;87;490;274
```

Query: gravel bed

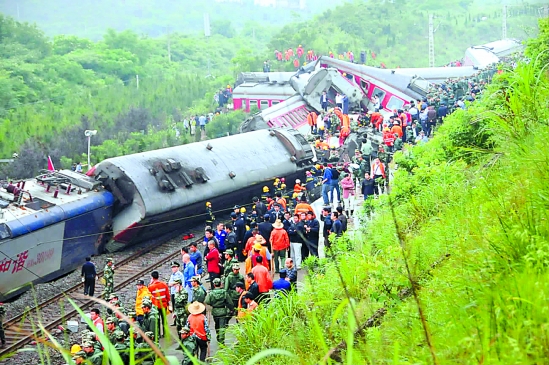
1;229;205;365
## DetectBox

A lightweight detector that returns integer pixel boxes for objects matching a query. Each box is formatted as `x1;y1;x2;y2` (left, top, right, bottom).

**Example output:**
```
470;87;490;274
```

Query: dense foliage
0;0;346;39
215;17;549;364
267;0;543;69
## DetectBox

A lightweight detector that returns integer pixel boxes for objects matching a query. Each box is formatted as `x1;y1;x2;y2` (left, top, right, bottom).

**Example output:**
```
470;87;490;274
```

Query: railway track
0;227;206;359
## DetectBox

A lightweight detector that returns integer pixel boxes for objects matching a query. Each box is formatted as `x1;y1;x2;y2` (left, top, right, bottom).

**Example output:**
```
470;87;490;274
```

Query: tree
212;20;235;38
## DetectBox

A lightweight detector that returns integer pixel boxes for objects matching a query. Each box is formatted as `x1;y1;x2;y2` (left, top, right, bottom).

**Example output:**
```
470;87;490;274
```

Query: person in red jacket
148;270;170;338
369;111;384;130
251;256;272;303
205;240;221;289
270;219;290;273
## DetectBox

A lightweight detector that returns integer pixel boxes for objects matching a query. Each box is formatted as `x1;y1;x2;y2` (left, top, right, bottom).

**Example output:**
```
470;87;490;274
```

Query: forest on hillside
0;0;346;39
0;0;545;178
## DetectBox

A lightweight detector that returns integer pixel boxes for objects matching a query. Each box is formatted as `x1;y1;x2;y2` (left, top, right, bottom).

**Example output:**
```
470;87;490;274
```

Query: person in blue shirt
182;254;195;302
321;163;332;206
188;243;203;275
272;269;291;294
215;222;227;261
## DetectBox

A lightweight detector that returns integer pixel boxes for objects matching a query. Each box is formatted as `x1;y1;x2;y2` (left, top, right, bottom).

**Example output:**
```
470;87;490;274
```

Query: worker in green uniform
179;326;198;365
140;302;159;342
204;278;234;345
222;249;239;278
102;258;115;299
136;331;155;365
173;279;189;333
190;277;207;304
82;340;103;365
224;264;245;323
113;330;129;365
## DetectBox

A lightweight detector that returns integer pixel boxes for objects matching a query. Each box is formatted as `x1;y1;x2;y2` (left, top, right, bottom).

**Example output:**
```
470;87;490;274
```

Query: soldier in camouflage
82;340;103;365
140;302;159;342
102;258;115;299
136;331;155;364
105;317;120;344
0;303;5;347
190;277;207;304
172;279;189;333
179;326;198;365
72;350;87;365
222;249;239;278
224;264;245;310
204;278;234;344
113;330;129;365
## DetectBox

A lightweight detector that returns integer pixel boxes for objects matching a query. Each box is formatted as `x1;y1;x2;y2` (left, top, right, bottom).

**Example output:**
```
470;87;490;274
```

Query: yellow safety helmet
292;192;299;199
315;164;321;170
281;183;286;189
206;202;211;206
263;186;269;192
240;207;246;213
71;344;82;354
342;72;347;76
274;178;280;183
299;44;302;47
323;146;329;150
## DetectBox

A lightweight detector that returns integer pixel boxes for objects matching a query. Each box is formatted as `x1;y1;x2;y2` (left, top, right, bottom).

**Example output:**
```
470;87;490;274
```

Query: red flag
47;156;55;171
371;51;377;59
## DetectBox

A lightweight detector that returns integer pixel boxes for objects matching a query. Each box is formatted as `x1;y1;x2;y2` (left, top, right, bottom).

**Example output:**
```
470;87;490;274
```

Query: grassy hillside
215;17;549;364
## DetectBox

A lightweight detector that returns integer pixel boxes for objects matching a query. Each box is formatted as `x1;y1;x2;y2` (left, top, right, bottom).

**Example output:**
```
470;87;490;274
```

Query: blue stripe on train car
60;203;113;270
8;192;114;238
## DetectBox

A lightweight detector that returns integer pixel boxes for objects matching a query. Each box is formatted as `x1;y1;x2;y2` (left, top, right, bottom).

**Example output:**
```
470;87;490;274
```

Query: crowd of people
72;166;362;364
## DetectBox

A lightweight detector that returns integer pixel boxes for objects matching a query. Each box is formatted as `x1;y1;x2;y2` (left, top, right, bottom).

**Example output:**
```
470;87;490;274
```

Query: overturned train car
95;128;315;252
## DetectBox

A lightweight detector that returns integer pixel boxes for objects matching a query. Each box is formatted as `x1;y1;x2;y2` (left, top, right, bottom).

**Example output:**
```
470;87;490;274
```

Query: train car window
272;100;280;105
249;100;258;109
0;223;11;240
360;80;370;94
260;100;269;109
282;115;293;127
289;113;301;126
386;96;405;111
372;87;386;102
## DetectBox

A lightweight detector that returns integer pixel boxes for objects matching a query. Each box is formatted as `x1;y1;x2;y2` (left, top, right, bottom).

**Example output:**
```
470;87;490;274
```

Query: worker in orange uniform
390;120;403;139
135;279;152;323
148;270;170;338
293;58;299;69
307;111;318;134
369;110;384;131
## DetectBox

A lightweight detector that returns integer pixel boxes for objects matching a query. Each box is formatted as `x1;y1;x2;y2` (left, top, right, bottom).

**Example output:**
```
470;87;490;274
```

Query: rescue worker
186;302;210;362
191;277;207;304
135;280;151;323
140;302;159;342
148;271;169;338
172;278;189;333
179;327;198;365
222;249;239;277
135;331;155;364
113;330;129;365
204;278;234;345
205;202;215;227
82;341;103;365
105;317;119;344
307;111;317;134
102;258;115;299
261;186;271;203
225;264;245;309
72;350;87;365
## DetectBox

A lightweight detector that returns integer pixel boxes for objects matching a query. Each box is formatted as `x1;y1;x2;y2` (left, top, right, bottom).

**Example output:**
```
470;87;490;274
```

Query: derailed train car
94;128;316;252
0;128;316;300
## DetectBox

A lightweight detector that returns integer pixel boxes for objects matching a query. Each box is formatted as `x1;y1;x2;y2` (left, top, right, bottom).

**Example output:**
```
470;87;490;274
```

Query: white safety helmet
295;179;301;184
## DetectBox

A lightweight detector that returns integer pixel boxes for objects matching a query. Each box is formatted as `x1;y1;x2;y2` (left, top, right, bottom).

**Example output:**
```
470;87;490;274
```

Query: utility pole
136;74;139;89
502;5;508;39
428;14;435;68
16;1;20;20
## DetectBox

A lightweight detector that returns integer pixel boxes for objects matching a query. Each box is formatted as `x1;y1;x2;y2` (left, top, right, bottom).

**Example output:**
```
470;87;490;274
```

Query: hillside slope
215;17;549;364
